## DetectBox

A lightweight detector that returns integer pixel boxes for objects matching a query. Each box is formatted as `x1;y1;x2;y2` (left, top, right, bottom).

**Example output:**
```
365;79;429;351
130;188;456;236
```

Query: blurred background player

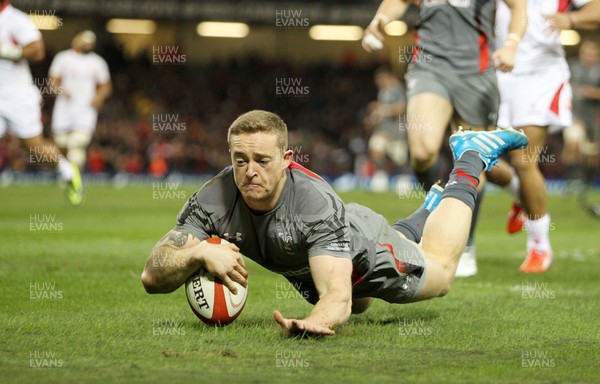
0;0;82;205
49;30;112;171
363;66;408;192
563;39;600;186
362;0;527;277
494;0;600;273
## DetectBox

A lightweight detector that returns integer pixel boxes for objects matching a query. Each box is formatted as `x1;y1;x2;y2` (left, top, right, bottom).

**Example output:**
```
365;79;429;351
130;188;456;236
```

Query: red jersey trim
378;242;407;274
478;29;490;73
558;0;571;13
288;161;323;181
411;29;420;64
549;83;565;115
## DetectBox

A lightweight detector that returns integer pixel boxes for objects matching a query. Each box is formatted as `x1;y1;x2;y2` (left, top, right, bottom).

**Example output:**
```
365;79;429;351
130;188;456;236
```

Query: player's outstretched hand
492;45;516;73
200;242;248;294
273;310;335;337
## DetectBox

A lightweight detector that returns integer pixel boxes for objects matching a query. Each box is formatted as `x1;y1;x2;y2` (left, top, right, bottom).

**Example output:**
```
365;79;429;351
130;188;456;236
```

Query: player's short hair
228;110;288;154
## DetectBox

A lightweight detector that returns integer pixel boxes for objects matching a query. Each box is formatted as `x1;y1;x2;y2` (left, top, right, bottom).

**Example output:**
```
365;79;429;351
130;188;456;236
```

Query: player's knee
438;258;457;297
351;297;373;314
410;150;436;171
436;281;452;298
511;157;539;175
22;135;43;148
433;268;453;298
415;274;452;301
67;148;87;169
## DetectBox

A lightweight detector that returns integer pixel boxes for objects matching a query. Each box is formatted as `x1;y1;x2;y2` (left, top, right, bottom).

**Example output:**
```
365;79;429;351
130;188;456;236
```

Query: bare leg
21;134;62;166
414;198;472;300
414;148;487;299
64;130;92;170
509;126;553;272
21;133;83;205
451;119;490;277
407;93;453;189
402;127;529;298
486;158;514;186
509;126;548;219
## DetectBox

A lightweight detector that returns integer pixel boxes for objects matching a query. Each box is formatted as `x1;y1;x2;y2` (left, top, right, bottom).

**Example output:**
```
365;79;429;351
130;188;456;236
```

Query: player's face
230;132;292;212
80;43;95;54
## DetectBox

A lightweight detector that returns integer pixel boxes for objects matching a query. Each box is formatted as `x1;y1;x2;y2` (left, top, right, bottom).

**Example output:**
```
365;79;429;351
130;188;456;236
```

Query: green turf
1;184;599;383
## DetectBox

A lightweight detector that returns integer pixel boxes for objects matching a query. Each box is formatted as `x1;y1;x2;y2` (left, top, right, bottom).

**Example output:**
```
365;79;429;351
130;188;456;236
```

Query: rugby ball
185;238;248;326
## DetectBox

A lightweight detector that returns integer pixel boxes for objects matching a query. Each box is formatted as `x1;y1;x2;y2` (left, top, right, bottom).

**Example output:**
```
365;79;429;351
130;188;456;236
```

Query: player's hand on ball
492;45;516;73
200;242;248;293
273;310;335;337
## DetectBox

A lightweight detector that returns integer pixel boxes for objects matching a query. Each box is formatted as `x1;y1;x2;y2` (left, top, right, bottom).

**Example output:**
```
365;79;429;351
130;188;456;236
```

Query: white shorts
0;87;43;139
369;132;408;166
51;97;98;133
497;67;572;134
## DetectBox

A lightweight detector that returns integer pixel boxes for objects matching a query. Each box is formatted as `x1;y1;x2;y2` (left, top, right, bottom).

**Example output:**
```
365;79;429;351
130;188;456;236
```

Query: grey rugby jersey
412;0;497;74
174;162;394;303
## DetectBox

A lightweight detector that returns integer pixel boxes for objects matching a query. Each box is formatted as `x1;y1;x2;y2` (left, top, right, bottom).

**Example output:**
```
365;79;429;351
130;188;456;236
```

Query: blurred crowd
0;44;377;179
0;40;598;182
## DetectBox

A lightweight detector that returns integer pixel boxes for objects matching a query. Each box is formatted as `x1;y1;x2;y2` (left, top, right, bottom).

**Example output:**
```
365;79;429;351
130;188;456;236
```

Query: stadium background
3;1;600;383
3;0;598;184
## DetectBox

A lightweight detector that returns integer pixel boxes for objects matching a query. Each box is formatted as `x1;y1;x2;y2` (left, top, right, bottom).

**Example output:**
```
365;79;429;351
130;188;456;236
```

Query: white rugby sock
503;170;521;202
525;214;552;253
56;156;74;181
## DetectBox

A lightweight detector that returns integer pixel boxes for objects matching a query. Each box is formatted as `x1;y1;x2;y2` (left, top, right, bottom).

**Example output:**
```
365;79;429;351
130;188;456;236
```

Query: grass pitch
1;183;599;383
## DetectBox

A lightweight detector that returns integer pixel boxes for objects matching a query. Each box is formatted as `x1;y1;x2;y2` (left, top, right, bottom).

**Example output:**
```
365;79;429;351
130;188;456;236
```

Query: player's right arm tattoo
156;229;197;249
144;229;203;293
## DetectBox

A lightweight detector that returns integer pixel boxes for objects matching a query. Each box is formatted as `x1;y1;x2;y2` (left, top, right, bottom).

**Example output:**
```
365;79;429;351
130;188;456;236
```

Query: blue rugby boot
449;127;529;171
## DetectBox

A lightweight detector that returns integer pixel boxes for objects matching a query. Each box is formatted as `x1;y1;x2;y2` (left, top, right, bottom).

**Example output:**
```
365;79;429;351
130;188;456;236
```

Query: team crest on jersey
448;0;470;7
278;232;293;244
278;232;294;253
